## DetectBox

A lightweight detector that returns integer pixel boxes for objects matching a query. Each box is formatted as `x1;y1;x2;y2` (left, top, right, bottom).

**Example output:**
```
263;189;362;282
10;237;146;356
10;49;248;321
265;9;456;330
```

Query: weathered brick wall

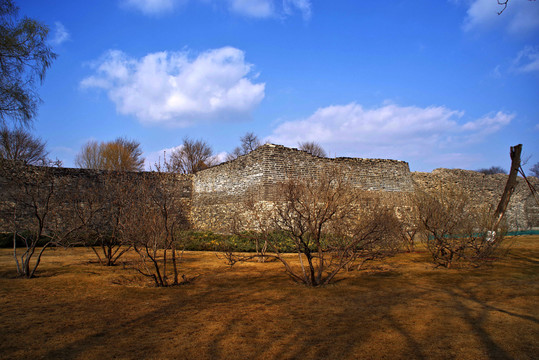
2;146;536;234
412;169;539;231
0;162;193;232
191;144;415;231
257;144;414;200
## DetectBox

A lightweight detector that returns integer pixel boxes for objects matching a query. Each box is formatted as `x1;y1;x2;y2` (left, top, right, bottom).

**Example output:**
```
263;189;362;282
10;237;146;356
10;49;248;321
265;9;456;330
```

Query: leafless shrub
240;198;274;262
270;169;401;286
120;170;192;287
0;160;85;278
395;205;420;252
216;245;254;267
415;185;506;268
476;166;506;175
78;172;133;266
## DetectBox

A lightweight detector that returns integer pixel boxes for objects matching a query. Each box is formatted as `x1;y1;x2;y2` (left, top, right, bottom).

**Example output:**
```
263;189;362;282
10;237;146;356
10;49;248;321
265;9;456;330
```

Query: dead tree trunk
493;144;522;230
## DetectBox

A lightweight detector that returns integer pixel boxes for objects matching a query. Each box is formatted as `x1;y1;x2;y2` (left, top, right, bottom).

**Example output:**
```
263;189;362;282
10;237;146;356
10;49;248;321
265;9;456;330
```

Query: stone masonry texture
1;144;537;233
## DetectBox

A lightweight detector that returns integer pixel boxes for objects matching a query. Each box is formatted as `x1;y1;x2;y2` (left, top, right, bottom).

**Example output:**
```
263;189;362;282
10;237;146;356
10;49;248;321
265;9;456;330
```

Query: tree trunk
493;144;522;230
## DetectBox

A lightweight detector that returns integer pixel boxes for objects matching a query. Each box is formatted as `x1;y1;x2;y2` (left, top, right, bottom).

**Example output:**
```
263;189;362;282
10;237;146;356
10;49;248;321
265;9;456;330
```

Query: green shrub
178;230;297;253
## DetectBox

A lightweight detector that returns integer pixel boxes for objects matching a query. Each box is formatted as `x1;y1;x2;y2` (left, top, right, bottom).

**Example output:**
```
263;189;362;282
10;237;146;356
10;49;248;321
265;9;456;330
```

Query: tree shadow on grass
201;273;430;360
37;270;433;360
439;283;537;360
18;258;539;360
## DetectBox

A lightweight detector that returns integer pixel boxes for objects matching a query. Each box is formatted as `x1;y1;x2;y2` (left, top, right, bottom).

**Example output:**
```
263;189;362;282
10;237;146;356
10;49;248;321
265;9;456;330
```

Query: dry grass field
0;236;538;360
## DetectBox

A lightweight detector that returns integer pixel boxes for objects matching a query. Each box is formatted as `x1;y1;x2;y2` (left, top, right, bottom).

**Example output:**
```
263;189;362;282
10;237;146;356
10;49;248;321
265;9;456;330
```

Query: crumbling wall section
0;162;193;233
2;147;536;235
191;144;415;231
412;169;539;231
258;144;414;201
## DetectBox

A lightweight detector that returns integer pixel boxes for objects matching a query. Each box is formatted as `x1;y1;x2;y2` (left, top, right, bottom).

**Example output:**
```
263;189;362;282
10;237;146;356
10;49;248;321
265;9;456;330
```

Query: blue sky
17;0;539;172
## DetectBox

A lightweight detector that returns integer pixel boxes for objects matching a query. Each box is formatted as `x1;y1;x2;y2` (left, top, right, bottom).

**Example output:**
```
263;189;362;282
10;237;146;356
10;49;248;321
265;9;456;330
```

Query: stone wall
412;169;539;231
191;144;415;231
1;145;537;234
0;162;193;232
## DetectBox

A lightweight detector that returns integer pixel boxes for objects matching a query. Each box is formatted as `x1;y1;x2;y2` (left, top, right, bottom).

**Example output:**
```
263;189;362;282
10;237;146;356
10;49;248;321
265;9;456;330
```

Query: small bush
180;230;298;253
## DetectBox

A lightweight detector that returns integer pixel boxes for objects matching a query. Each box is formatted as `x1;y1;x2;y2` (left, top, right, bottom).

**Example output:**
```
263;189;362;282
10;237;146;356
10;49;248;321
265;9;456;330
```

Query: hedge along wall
412;168;539;231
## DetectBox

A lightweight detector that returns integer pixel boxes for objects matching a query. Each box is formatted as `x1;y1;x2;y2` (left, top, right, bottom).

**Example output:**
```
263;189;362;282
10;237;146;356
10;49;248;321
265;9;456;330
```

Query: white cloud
121;0;312;19
490;65;502;78
267;102;514;160
81;47;265;126
461;111;513;135
144;145;182;169
463;0;539;34
51;22;70;46
214;151;229;164
511;46;539;73
122;0;182;15
225;0;312;19
283;0;312;20
228;0;274;18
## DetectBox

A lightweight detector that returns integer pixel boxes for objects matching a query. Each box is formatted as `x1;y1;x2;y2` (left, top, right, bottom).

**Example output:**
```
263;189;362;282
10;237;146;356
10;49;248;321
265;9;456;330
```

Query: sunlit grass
0;236;537;359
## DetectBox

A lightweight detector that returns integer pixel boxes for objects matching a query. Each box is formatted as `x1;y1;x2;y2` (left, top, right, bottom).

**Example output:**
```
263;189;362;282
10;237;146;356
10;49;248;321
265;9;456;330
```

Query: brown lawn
0;236;538;360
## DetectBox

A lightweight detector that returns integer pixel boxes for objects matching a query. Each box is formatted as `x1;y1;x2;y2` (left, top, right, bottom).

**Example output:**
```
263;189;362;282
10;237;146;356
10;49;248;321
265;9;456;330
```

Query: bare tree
75;140;102;170
0;126;48;165
168;137;216;174
101;138;144;171
270;169;401;286
226;132;261;161
395;204;420;252
75;137;144;171
0;0;57;126
530;162;539;177
415;185;505;268
476;166;506;175
79;172;133;266
497;0;536;15
0;160;84;278
298;141;327;157
121;171;191;286
240;132;261;153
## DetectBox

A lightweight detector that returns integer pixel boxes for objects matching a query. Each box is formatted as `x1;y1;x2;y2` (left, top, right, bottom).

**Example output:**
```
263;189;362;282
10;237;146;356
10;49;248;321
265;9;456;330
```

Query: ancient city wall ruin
412;168;539;231
1;144;537;234
0;162;193;232
192;144;415;231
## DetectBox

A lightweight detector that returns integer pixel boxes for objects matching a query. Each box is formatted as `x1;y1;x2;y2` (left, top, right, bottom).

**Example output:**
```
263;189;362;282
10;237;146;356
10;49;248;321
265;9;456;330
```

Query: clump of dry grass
0;236;537;360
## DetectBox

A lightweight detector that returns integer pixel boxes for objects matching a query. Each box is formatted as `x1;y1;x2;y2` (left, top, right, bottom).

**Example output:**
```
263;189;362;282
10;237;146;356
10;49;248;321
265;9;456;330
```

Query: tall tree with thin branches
0;0;57;126
168;137;216;174
0;126;48;165
226;132;262;161
75;137;144;171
